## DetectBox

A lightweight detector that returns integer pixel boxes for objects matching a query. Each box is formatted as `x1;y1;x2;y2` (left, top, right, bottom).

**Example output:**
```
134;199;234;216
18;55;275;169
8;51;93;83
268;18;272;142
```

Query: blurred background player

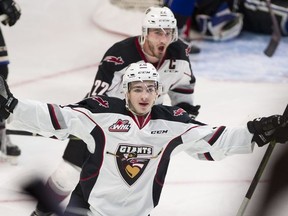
0;0;21;164
30;6;201;216
190;0;243;41
174;0;288;42
237;0;288;36
164;0;243;43
163;0;201;54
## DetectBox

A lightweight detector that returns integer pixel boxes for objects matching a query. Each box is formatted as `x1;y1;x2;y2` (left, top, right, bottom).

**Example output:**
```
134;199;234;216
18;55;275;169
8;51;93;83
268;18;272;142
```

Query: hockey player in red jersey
29;6;202;216
0;0;21;165
0;62;287;216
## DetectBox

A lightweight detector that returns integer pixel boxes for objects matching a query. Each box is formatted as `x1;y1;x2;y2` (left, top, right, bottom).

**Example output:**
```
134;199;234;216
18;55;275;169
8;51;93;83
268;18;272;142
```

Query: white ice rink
0;0;288;215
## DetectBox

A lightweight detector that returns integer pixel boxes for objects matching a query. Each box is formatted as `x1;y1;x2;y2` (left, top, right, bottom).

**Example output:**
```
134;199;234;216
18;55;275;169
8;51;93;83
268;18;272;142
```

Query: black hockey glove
273;125;288;144
176;102;201;119
0;0;21;26
0;75;18;119
247;115;287;147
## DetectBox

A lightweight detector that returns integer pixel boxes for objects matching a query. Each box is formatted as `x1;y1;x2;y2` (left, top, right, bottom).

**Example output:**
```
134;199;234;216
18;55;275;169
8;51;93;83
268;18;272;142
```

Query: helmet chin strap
141;33;165;61
141;44;160;63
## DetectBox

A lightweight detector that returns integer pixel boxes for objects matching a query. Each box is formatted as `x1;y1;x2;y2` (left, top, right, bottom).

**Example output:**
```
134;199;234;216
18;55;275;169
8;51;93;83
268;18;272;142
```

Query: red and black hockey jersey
88;36;196;106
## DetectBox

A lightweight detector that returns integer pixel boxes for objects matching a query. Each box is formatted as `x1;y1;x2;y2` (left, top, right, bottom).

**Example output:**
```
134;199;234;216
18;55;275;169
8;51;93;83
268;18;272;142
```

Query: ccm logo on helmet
139;71;151;74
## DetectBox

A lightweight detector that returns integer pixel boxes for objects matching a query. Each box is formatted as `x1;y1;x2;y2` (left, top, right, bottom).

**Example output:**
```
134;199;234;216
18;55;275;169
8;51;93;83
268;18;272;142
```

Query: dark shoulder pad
70;96;127;115
103;36;142;69
151;104;205;125
166;39;189;60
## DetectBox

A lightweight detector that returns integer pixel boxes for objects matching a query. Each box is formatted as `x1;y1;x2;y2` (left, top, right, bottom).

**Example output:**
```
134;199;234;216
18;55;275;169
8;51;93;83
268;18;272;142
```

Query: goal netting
92;0;165;37
110;0;163;11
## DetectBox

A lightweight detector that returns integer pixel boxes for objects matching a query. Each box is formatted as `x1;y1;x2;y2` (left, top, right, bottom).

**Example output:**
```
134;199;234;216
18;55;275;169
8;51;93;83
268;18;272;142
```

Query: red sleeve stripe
208;126;226;145
203;152;214;161
135;37;147;61
47;104;62;130
171;88;194;94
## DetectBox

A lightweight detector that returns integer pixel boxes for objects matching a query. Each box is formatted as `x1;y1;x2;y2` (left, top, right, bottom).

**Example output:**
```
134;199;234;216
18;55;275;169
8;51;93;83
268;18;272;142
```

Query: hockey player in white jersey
0;62;287;216
30;6;202;215
0;0;21;165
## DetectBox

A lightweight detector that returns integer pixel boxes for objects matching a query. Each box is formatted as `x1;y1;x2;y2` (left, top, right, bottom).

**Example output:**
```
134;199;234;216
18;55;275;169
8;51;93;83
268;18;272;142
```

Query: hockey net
110;0;163;11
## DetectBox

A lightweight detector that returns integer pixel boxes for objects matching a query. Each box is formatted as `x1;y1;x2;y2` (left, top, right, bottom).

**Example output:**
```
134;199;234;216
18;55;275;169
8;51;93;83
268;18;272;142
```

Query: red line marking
0;198;35;203
166;179;269;185
92;17;131;38
10;63;99;88
0;180;269;203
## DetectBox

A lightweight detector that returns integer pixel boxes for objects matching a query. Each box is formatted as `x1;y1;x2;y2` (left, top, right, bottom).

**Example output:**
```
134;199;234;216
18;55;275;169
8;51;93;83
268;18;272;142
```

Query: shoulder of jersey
107;36;141;65
167;39;188;58
152;105;206;126
80;96;127;114
112;36;138;50
151;104;191;122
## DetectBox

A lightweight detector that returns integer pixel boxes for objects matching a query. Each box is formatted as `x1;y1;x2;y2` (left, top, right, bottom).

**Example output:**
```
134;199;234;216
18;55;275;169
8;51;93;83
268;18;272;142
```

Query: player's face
144;28;173;60
127;81;158;116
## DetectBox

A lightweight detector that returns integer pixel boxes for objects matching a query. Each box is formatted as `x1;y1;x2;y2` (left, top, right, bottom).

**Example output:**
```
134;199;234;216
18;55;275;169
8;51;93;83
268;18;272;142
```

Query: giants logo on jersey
116;144;153;186
103;56;124;65
109;119;131;132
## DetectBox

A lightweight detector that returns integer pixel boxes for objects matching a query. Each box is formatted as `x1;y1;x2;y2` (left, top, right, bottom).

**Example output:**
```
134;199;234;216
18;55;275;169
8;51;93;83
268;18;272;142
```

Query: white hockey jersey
8;96;254;216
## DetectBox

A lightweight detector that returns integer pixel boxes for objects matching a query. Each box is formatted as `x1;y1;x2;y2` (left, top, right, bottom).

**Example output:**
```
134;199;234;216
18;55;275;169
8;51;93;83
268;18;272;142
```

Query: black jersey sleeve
87;37;144;98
